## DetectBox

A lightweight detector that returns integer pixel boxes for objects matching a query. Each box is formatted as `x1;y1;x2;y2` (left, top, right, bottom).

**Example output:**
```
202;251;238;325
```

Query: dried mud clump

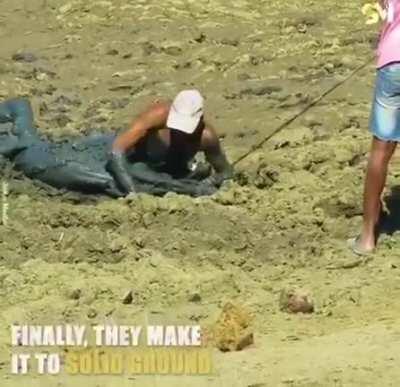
279;288;315;314
213;302;254;352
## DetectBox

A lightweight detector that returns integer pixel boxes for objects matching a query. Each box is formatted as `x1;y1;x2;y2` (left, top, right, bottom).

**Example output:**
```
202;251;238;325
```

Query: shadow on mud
380;186;400;236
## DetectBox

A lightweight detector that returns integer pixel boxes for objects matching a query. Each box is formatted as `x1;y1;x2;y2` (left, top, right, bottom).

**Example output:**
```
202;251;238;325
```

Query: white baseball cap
167;89;204;134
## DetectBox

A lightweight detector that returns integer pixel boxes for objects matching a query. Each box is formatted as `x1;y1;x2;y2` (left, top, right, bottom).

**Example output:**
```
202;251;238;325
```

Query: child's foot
347;236;375;256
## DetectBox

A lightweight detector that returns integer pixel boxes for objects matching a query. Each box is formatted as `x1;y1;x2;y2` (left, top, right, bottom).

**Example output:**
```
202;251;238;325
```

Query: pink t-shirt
378;0;400;68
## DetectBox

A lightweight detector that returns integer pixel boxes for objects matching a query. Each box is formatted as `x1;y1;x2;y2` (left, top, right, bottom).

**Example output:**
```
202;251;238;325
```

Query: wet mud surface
1;1;400;386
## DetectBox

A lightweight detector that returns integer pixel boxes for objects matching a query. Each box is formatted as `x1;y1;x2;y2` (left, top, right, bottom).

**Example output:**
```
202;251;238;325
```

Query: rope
233;55;375;166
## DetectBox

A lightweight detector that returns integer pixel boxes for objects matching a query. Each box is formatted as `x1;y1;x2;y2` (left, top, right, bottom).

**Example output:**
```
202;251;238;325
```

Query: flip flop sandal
347;237;375;256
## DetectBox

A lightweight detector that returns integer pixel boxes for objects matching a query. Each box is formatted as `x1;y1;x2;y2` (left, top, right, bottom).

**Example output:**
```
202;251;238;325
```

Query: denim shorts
370;62;400;141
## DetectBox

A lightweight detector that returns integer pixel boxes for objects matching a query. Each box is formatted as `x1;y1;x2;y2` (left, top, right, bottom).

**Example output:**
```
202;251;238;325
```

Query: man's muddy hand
107;150;137;194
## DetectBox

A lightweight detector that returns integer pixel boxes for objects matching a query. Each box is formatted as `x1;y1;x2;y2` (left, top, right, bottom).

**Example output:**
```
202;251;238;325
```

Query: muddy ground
1;0;400;386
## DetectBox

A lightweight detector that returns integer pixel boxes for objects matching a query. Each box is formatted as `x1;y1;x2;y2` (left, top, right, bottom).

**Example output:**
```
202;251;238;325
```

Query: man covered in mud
108;89;234;194
350;0;400;254
0;90;232;198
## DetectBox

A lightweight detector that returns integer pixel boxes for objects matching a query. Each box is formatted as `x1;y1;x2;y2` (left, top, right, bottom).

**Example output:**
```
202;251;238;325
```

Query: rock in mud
254;164;280;189
87;309;98;319
240;84;282;97
192;31;206;43
279;288;314;314
188;293;202;303
141;42;160;56
12;51;38;63
162;45;182;56
122;290;134;305
69;288;82;300
220;38;239;47
213;302;254;352
106;49;119;56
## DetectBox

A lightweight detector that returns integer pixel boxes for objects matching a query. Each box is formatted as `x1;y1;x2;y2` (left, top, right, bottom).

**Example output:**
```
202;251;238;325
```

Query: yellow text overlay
65;348;213;375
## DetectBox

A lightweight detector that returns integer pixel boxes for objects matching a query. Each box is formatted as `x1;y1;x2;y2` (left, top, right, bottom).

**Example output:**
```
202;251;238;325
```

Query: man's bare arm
202;125;233;186
112;101;170;152
108;102;170;193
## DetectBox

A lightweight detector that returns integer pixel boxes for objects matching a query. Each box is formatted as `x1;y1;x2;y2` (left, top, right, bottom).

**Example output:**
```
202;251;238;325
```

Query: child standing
351;0;400;254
